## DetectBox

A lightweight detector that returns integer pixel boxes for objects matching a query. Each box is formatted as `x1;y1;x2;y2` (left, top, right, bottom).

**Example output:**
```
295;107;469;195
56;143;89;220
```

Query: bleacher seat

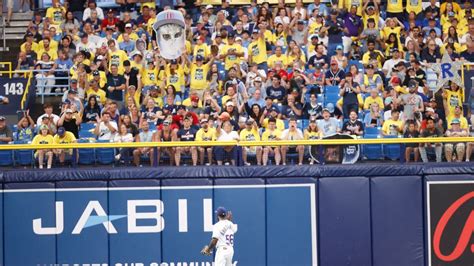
0;144;14;166
95;140;115;165
362;128;383;160
13;140;34;167
383;136;401;161
77;139;95;165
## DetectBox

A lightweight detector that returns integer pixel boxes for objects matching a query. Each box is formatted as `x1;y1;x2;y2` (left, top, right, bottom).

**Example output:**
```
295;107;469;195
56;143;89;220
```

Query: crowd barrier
0;163;472;266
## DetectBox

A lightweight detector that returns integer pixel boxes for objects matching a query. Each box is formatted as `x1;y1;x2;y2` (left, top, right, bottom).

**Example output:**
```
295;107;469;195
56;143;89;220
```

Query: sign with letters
0;77;28;115
3;184;317;266
431;52;464;93
426;181;474;266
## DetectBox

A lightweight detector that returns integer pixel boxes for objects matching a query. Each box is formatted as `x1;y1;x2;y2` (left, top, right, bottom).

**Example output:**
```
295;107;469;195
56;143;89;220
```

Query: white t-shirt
113;133;134;143
281;128;304;140
36;113;60;126
98;121;118;141
217;130;239;141
212;219;238;249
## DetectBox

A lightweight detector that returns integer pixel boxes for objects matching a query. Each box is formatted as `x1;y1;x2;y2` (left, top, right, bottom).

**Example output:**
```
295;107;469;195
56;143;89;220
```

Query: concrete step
4;27;27;34
9;11;34;21
6;20;31;27
4;33;25;40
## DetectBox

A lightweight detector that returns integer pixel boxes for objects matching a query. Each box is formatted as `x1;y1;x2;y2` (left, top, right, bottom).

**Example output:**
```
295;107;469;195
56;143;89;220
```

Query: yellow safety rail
0;62;12;78
20;71;33;110
0;137;473;150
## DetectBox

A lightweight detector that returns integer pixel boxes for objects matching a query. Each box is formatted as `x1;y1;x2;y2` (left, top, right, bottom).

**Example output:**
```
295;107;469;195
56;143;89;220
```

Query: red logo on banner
433;191;474;262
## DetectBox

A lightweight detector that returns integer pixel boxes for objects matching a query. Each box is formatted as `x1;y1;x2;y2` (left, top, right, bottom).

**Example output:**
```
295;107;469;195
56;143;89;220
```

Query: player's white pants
214;246;234;266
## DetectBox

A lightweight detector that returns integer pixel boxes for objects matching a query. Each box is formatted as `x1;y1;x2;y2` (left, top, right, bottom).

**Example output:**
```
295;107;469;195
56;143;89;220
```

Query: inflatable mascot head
153;10;186;60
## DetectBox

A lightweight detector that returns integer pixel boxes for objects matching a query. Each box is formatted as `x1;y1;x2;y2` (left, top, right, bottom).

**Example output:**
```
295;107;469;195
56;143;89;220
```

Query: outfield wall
0;164;472;266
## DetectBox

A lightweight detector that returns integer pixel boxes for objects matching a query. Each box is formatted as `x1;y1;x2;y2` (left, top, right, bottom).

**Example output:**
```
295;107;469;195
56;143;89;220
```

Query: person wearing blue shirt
307;0;329;17
119;34;136;54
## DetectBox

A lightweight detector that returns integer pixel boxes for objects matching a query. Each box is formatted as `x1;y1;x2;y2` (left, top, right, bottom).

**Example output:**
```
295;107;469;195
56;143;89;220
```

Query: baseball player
201;207;238;266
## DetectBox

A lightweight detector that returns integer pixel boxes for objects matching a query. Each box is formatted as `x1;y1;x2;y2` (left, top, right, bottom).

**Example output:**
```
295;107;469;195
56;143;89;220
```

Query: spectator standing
342;111;364;136
215;120;239;166
94;112;118;141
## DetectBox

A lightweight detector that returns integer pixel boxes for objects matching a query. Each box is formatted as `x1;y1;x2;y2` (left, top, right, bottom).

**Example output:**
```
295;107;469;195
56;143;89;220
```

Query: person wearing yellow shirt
382;109;404;136
146;8;157;37
406;0;423;16
130;52;144;74
45;0;66;26
338;0;363;16
219;32;244;70
195;118;216;165
364;84;384;108
362;41;384;69
187;55;214;97
36;38;58;61
262;107;285;131
440;1;461;15
88;68;107;89
53;127;77;165
107;40;128;74
31;125;54;169
445;102;469;130
116;24;139;42
240;118;262;166
268;46;288;69
362;2;380;29
85;78;107;106
165;56;188;94
21;33;39;53
386;0;403;20
382;18;404;48
248;24;268;71
193;36;211;59
262;117;282;166
273;23;288;47
443;83;463;115
142;60;160;89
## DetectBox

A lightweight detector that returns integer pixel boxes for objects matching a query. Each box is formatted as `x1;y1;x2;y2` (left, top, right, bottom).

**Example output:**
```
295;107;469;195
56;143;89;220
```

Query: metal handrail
1;16;5;51
32;68;73;103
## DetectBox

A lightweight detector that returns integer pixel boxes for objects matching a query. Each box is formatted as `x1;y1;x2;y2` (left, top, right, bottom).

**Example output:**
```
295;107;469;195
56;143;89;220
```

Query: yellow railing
0;62;12;78
20;71;33;110
0;137;473;150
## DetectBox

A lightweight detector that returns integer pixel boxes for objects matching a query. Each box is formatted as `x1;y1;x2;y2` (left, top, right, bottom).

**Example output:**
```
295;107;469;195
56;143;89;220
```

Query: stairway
0;11;32;65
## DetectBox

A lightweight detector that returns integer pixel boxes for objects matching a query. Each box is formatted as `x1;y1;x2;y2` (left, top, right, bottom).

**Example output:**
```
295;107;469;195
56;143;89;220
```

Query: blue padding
266;180;316;266
56;181;108;264
0;183;2;265
56;180;107;188
424;174;474;181
423;163;474;175
320;164;422;177
4;182;56;265
160;180;213;264
162;178;212;186
4;182;55;189
266;177;317;184
108;181;161;264
213;179;266;266
318;177;371;266
109;179;160;187
214;178;265;185
371;176;424;266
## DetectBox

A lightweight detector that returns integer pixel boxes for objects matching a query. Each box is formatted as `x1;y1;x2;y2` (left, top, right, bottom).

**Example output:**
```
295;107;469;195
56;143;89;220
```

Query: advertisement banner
2;183;317;265
426;181;474;266
0;77;28;115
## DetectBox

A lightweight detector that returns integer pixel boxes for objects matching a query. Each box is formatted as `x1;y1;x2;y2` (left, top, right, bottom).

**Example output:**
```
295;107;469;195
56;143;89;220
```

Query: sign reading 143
3;82;24;95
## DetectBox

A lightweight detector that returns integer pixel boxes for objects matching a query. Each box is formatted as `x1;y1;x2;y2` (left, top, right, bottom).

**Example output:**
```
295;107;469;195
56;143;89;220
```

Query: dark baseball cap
92;70;100;76
57;127;66;136
196;55;204;61
227;32;235;38
215;206;227;217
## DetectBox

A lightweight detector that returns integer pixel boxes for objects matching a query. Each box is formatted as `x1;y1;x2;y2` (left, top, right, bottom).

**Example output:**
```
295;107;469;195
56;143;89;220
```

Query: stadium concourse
1;0;474;168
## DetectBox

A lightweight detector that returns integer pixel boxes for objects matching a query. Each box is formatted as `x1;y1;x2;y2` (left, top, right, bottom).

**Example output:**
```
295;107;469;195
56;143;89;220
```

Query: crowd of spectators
5;0;474;168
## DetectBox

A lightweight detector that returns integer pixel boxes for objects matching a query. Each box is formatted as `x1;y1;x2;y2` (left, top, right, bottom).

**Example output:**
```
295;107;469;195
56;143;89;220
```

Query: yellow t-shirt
387;0;403;13
32;134;54;145
272;32;288;46
190;63;209;90
287;53;306;66
382;119;403;135
108;49;128;74
268;54;288;69
45;6;66;25
38;39;58;52
86;88;107;105
131;61;144;74
240;128;261;142
220;43;243;70
88;71;107;88
117;32;139;43
248;37;267;65
182;97;203;108
262;129;282;141
406;0;422;14
36;48;58;61
165;64;187;92
195;128;216;141
304;130;321;140
142;67;160;87
193;43;210;59
445;89;463;115
21;42;39;53
447;115;468;130
147;17;157;36
364;96;384;110
338;0;363;16
53;131;76;144
262;118;285;131
362;13;380;29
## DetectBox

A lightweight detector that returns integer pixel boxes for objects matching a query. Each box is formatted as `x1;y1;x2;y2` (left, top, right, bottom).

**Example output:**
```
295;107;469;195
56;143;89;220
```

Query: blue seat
365;126;380;135
13;140;34;167
95;140;115;165
0;144;14;166
346;60;364;73
383;136;401;160
80;123;96;131
362;134;383;160
77;139;95;165
323;85;340;94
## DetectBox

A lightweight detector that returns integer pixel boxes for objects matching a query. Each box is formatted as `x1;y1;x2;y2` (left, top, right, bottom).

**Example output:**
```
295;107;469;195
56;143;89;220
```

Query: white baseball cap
206;4;213;9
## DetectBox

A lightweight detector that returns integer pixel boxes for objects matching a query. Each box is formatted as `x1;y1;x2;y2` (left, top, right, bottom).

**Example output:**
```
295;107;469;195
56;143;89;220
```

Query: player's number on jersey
225;234;234;246
3;83;24;95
